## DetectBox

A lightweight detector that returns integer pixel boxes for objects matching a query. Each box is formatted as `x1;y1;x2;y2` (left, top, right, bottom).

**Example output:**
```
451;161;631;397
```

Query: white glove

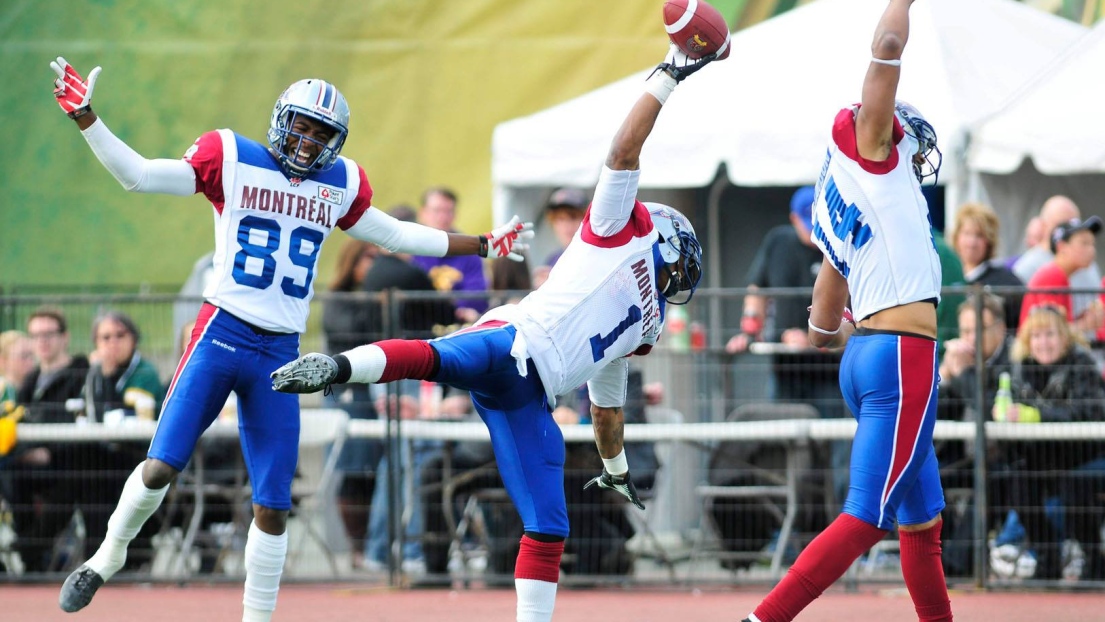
481;215;535;262
51;56;101;118
655;42;716;83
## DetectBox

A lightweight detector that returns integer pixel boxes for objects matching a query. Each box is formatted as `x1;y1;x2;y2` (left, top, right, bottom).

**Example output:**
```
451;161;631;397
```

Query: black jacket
17;355;90;423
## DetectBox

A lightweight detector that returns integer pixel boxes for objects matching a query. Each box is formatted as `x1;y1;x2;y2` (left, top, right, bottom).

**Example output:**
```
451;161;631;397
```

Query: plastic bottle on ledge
994;372;1012;422
666;306;690;352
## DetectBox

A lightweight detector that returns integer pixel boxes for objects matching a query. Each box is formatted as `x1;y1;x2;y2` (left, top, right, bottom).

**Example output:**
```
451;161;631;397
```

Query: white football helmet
644;203;702;305
894;100;941;185
267;79;350;177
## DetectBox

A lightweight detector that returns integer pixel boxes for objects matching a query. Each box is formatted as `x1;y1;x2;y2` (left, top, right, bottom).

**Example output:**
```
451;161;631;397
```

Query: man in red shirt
1021;216;1104;332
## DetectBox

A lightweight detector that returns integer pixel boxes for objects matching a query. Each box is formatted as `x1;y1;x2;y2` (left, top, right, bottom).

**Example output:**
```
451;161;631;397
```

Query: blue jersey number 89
232;215;324;299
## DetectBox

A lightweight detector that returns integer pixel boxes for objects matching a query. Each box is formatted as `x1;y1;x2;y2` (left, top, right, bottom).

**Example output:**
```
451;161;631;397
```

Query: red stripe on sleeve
831;107;905;176
336;165;374;230
580;200;655;248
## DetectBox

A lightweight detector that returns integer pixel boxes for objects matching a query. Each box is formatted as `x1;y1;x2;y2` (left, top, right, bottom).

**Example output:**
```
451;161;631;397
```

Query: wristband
68;106;92;120
644;71;677;105
808;319;840;336
477;235;489;258
871;57;902;66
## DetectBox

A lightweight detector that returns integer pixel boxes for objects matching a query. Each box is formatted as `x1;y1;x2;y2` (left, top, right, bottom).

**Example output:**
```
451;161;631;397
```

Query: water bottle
666;306;690;352
994;372;1012;422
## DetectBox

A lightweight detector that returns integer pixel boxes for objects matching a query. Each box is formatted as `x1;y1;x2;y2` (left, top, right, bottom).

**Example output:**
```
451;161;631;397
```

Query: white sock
601;449;629;476
242;520;287;621
515;578;557;622
86;462;168;580
343;344;386;384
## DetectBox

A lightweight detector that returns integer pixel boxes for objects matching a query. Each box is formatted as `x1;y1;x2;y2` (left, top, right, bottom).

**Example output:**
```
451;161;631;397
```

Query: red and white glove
51;56;101;119
480;215;535;262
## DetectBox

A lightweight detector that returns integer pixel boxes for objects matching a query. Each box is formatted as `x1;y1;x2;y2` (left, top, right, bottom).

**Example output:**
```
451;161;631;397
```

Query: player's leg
470;386;567;622
60;305;238;612
749;336;892;622
892;341;952;622
235;332;301;622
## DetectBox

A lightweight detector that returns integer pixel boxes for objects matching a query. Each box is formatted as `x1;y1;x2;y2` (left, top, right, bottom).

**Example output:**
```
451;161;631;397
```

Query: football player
50;58;532;622
742;1;953;621
269;43;719;622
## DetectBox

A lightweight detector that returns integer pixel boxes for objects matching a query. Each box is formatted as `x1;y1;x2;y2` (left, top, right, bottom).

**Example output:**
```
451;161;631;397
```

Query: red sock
515;535;563;583
753;514;887;622
376;339;437;383
900;520;953;621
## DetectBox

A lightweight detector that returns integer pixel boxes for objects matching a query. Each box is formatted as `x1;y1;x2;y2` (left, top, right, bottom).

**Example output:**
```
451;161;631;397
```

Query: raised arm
345;207;534;261
855;0;913;162
51;57;197;196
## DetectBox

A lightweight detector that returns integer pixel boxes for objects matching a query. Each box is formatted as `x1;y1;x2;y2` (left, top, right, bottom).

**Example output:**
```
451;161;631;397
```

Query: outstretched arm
345;209;533;261
855;0;913;162
52;57;196;195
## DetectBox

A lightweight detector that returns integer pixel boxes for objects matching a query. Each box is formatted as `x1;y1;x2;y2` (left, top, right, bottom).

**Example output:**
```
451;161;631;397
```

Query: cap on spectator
546;187;588;214
790;185;816;230
1050;216;1103;253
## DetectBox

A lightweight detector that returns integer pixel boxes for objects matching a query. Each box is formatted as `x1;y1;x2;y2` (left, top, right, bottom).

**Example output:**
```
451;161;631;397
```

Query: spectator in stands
321;238;380;570
542;188;588;268
83;311;165;422
1002;216;1044;271
1000;304;1105;580
950;203;1024;330
0;331;34;403
411;187;489;324
1013;196;1103;325
933;227;966;348
936;293;1015;575
17;307;89;423
1019;217;1104;334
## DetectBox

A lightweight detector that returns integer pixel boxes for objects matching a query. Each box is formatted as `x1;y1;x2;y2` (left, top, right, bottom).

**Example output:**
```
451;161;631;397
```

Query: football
663;0;731;60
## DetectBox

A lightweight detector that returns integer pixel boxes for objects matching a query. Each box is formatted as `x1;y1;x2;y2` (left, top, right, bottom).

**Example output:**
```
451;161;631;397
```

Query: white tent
967;22;1105;256
970;22;1105;176
492;0;1085;245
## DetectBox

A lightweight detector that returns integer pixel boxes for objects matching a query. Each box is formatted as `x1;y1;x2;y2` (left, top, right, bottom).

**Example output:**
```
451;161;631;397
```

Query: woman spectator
997;305;1105;580
951;202;1024;330
0;331;34;403
84;311;164;421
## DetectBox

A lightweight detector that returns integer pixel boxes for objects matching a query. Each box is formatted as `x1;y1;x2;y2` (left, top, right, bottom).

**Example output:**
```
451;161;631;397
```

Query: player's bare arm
589;404;625;459
808;256;854;349
855;0;913;161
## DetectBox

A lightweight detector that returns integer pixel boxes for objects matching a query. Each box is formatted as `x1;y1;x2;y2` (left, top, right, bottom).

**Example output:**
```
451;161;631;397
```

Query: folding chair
285;408;349;576
690;402;819;580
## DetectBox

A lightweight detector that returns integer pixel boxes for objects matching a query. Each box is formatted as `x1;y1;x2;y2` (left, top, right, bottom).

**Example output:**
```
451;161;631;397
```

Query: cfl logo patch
318;186;344;204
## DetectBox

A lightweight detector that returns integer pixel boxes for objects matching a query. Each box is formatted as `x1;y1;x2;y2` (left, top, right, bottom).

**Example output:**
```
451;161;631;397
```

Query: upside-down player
742;1;953;620
49;58;532;622
269;43;720;622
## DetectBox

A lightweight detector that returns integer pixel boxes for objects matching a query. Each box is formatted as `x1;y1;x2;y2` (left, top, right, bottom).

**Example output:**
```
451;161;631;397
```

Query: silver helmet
894;100;941;185
644;203;702;305
267;79;350;177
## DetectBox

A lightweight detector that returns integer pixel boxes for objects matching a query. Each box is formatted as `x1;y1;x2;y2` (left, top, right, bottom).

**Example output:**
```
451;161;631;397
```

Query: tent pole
706;168;727;350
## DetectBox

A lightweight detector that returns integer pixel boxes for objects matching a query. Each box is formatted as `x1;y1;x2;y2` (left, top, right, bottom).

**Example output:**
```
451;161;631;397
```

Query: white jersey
810;108;941;322
184;130;373;333
479;167;663;405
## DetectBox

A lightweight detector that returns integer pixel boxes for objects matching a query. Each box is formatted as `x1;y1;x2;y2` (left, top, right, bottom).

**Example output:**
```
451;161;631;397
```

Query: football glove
653;43;717;84
51;56;101;119
584;469;645;510
271;353;339;394
480;215;534;262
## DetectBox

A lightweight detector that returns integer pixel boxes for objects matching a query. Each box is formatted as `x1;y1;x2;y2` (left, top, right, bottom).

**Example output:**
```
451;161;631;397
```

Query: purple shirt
411;254;488;312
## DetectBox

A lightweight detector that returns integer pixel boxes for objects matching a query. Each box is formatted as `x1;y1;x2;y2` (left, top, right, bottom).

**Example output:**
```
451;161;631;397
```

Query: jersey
480;169;663;403
810;108;942;322
183;130;373;333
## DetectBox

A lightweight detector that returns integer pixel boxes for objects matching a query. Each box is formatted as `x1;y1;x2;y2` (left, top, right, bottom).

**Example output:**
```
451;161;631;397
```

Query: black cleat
59;565;105;612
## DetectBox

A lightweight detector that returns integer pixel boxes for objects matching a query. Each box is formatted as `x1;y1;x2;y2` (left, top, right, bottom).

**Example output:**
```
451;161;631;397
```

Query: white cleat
270;353;339;394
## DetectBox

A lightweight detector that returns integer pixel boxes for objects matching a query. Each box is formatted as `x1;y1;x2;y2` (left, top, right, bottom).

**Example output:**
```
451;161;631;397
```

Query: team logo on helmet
894;101;941;185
